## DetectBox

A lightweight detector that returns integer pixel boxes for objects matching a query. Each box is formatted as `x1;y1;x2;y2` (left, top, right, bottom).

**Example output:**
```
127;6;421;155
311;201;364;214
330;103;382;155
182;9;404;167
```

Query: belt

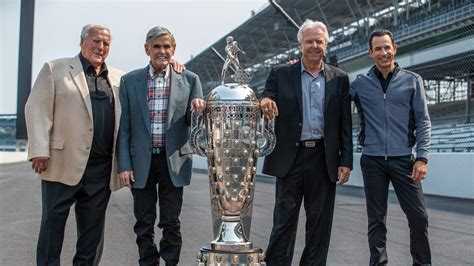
151;147;165;155
300;139;324;148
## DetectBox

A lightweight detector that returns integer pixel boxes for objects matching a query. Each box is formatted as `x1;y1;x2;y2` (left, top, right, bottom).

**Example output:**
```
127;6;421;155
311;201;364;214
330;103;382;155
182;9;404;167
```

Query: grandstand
430;122;474;152
185;0;474;152
2;0;473;153
0;115;22;151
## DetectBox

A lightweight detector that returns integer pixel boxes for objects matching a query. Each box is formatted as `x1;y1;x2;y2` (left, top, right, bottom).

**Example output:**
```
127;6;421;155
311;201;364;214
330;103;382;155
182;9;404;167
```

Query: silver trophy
190;36;276;266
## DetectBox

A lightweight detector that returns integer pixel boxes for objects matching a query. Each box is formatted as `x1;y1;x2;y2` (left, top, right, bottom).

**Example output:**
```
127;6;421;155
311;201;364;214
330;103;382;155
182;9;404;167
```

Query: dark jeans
265;144;336;266
131;154;183;266
37;156;112;266
360;155;431;265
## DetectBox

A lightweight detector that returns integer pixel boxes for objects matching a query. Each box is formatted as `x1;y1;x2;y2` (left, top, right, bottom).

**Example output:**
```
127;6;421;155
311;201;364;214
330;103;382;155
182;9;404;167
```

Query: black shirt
79;53;115;158
79;53;113;100
372;62;400;94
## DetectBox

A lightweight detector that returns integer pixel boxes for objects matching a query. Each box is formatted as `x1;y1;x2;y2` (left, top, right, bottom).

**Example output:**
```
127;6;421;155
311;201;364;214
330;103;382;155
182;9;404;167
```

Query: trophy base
196;246;266;266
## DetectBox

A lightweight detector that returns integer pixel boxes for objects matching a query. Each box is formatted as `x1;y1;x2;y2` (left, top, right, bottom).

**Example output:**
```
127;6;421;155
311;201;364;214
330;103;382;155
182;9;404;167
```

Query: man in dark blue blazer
260;19;353;265
117;26;205;266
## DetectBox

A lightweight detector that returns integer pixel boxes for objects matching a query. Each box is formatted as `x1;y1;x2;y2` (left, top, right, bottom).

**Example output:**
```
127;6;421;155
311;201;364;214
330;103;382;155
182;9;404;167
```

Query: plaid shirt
148;64;170;148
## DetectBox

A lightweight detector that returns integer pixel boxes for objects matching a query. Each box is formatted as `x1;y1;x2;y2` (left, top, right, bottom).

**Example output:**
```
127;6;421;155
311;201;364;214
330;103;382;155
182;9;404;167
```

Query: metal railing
333;4;473;62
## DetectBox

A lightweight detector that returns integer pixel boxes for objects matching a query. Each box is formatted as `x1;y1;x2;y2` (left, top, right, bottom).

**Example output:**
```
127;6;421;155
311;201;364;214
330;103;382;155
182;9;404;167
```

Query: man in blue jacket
351;29;431;265
117;26;205;265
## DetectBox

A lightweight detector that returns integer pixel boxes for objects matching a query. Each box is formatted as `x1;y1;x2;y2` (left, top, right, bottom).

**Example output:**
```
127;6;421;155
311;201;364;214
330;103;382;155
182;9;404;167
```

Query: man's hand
170;59;186;73
411;160;427;182
337;166;351;185
260;98;278;119
286;59;298;65
119;171;135;188
191;98;206;115
31;157;49;174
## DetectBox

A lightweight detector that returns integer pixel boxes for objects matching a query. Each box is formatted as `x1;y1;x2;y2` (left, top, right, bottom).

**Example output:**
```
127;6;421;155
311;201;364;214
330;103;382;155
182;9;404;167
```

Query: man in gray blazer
116;26;205;266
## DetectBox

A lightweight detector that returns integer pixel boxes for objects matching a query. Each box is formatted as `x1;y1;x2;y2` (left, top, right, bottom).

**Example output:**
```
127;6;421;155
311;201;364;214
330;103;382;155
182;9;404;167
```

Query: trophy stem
211;215;252;251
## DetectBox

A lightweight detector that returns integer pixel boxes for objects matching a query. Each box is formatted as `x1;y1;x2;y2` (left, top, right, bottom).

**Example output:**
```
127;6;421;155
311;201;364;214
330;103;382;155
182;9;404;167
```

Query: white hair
297;19;329;44
80;24;110;40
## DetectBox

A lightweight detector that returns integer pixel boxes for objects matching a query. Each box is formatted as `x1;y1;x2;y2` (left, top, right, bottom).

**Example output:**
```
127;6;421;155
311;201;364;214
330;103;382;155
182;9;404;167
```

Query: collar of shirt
300;60;325;78
372;62;400;81
78;52;108;77
148;63;170;80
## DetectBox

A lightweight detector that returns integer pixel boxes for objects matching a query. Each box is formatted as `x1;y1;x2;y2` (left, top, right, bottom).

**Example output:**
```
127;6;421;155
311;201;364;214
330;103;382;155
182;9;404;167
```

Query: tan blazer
25;55;124;191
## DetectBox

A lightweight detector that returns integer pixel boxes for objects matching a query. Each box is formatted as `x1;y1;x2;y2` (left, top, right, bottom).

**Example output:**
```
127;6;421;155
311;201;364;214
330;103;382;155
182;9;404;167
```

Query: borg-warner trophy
190;36;276;265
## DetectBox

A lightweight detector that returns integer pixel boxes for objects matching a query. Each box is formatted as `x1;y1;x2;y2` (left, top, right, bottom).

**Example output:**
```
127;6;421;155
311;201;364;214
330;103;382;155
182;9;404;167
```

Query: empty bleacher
352;99;474;153
352;120;474;153
352;122;474;153
428;100;473;125
430;122;474;152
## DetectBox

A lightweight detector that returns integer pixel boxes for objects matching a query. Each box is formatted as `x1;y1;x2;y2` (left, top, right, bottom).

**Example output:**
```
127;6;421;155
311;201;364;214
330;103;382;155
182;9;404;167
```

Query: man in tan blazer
25;24;123;266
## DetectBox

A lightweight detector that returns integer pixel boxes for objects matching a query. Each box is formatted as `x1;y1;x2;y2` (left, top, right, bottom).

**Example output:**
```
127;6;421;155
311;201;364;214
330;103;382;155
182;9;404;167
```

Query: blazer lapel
167;69;183;129
134;67;151;133
323;63;334;112
68;56;93;121
107;71;121;135
290;62;303;115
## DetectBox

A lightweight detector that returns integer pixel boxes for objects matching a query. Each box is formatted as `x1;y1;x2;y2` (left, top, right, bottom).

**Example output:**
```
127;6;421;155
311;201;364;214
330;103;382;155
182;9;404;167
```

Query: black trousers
131;154;183;266
37;156;112;266
265;144;336;266
360;155;431;265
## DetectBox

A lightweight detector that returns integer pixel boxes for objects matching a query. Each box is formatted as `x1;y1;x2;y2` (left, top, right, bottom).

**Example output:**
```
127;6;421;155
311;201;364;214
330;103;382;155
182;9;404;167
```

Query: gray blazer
117;65;203;188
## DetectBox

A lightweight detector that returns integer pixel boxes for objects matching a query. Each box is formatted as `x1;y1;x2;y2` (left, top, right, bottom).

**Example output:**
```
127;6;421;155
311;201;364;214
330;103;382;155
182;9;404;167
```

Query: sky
0;0;268;114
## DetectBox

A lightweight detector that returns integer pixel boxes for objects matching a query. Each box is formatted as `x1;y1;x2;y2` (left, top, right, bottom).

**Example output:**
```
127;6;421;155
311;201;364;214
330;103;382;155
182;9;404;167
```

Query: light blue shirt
300;61;325;140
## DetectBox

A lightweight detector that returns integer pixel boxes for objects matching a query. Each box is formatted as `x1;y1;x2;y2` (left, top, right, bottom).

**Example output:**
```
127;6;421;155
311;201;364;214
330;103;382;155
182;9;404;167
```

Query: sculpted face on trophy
190;36;276;265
